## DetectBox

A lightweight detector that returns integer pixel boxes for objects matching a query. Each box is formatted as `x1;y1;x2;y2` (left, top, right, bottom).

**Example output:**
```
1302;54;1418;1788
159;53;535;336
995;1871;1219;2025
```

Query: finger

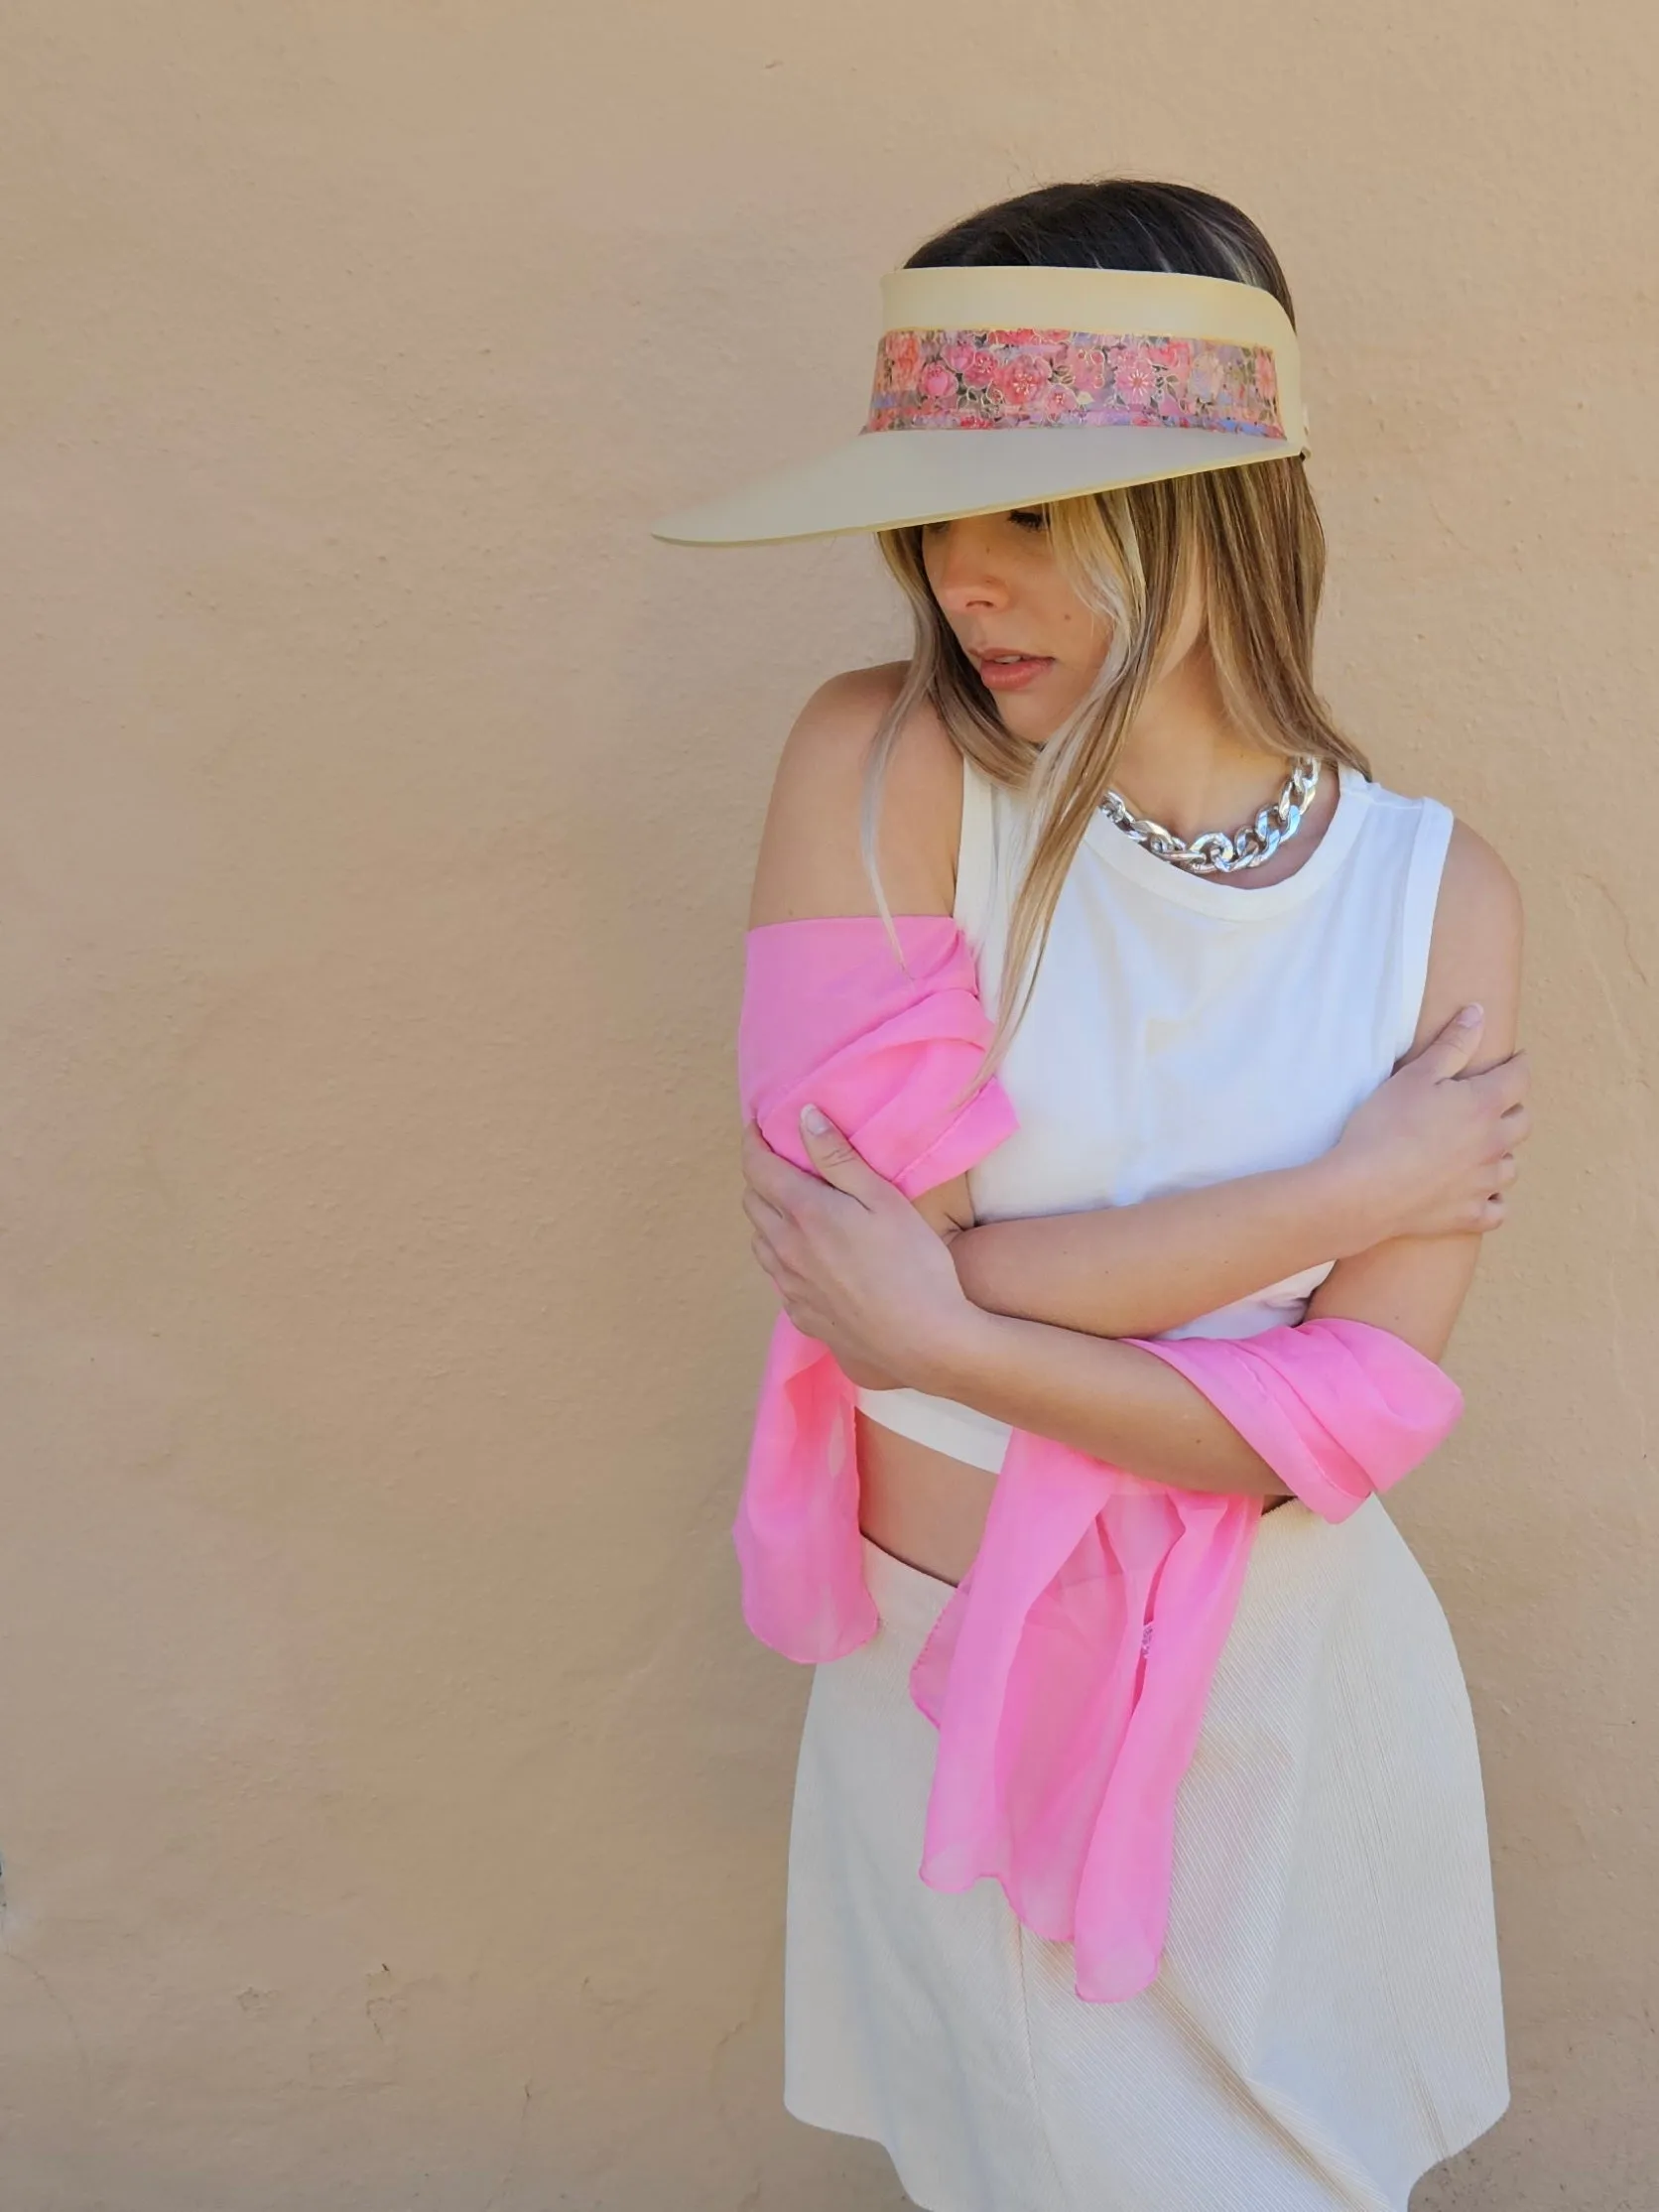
1413;1003;1485;1081
1477;1103;1530;1163
777;1284;825;1338
748;1219;785;1266
750;1230;804;1298
1465;1048;1529;1112
742;1121;821;1210
740;1118;791;1198
797;1103;891;1207
739;1117;769;1171
741;1187;788;1236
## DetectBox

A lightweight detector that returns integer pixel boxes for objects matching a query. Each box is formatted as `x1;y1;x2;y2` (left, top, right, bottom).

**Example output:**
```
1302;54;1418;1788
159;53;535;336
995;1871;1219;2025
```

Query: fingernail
801;1103;830;1134
1460;1003;1483;1024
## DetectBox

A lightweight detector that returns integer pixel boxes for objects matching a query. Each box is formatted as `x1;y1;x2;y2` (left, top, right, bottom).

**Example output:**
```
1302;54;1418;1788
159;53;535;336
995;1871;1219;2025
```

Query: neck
1106;640;1297;843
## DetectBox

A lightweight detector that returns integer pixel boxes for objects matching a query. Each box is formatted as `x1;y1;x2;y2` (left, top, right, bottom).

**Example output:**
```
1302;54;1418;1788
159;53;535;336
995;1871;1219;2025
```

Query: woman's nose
926;521;1011;612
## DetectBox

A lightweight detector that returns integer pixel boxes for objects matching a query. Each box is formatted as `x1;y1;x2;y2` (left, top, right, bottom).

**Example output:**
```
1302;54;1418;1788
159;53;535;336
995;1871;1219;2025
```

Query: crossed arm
746;955;1522;1499
741;672;1527;1495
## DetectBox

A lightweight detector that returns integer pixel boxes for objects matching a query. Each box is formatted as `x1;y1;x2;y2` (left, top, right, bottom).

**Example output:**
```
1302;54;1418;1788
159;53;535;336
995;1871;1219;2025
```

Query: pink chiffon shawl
737;914;1464;2003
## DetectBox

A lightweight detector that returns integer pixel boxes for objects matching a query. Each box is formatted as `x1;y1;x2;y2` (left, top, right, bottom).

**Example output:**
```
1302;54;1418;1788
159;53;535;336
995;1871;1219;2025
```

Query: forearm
920;1307;1291;1498
952;1151;1386;1342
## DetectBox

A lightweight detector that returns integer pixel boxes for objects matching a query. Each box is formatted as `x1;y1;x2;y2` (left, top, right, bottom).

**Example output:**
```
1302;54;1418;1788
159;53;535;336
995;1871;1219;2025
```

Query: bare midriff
855;1402;1294;1589
855;1413;996;1588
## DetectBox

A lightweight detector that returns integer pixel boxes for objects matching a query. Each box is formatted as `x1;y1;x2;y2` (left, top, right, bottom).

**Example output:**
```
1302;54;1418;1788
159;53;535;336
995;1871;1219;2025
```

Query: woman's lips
973;654;1053;692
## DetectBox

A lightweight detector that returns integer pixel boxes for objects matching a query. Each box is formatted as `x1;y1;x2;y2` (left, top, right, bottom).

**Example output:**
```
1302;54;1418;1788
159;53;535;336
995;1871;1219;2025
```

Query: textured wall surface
0;4;1655;2207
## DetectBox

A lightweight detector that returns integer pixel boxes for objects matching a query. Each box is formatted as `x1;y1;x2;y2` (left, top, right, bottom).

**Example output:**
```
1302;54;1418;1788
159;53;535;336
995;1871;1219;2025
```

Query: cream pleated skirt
784;1499;1509;2212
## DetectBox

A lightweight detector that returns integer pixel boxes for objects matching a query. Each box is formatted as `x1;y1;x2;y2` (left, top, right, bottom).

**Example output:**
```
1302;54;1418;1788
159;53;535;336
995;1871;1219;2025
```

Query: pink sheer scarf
737;915;1464;2001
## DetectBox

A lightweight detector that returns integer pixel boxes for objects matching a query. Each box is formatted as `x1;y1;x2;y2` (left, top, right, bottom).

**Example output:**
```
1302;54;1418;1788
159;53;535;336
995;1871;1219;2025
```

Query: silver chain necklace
1098;755;1322;876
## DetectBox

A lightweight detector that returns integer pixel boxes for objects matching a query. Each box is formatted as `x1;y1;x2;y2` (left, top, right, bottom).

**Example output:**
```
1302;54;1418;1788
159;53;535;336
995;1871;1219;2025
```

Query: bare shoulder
746;661;964;925
1416;814;1525;1062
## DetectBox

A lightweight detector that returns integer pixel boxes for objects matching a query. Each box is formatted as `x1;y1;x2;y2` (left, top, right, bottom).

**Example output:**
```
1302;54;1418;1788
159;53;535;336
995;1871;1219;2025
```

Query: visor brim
650;423;1303;548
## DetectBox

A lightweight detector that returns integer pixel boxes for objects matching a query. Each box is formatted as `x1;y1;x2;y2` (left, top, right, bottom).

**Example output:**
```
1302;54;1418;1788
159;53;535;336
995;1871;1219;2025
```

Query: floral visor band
650;264;1311;547
863;326;1284;438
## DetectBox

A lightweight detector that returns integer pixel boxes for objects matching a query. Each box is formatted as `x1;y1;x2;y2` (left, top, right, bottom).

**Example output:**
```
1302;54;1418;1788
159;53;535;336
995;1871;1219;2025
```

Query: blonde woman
656;179;1527;2212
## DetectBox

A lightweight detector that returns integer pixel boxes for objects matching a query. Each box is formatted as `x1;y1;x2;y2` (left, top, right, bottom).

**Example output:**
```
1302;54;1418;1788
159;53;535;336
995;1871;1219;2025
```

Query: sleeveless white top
853;757;1457;1473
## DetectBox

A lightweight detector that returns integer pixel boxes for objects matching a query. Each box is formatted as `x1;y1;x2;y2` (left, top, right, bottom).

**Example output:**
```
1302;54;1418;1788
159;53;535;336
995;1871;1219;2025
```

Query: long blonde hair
853;181;1370;1091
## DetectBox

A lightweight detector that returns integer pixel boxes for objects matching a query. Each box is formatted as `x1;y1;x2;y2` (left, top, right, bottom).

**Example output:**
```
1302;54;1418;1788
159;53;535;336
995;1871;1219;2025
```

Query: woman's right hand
1333;1005;1531;1242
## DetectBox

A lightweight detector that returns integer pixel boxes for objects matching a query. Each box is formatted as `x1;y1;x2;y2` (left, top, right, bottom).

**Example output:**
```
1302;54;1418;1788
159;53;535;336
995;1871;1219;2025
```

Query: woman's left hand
740;1106;975;1389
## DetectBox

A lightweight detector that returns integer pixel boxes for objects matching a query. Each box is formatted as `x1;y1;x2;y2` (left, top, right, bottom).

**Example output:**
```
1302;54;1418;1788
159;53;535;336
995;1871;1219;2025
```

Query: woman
654;180;1527;2212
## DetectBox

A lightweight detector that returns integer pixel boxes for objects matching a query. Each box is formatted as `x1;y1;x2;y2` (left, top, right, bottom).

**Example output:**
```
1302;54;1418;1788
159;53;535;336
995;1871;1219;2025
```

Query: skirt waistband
856;1499;1329;1647
858;1531;958;1640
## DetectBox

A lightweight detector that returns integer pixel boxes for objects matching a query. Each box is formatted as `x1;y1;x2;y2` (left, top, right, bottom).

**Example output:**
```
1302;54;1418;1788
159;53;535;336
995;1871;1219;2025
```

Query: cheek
1022;559;1106;654
1047;596;1112;672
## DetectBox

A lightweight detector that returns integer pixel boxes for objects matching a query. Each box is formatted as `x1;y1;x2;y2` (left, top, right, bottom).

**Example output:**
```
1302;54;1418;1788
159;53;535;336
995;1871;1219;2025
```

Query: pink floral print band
862;326;1285;438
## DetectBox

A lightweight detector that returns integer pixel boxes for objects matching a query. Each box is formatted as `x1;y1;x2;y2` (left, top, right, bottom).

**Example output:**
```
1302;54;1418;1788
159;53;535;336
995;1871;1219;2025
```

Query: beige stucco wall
0;5;1654;2206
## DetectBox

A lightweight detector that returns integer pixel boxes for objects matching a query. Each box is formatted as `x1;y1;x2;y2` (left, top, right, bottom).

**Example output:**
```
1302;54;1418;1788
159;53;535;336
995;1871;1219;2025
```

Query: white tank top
852;756;1456;1474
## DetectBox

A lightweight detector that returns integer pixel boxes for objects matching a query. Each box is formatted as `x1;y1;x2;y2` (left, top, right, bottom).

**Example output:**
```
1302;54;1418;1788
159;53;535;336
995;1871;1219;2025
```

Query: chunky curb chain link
1098;756;1322;876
